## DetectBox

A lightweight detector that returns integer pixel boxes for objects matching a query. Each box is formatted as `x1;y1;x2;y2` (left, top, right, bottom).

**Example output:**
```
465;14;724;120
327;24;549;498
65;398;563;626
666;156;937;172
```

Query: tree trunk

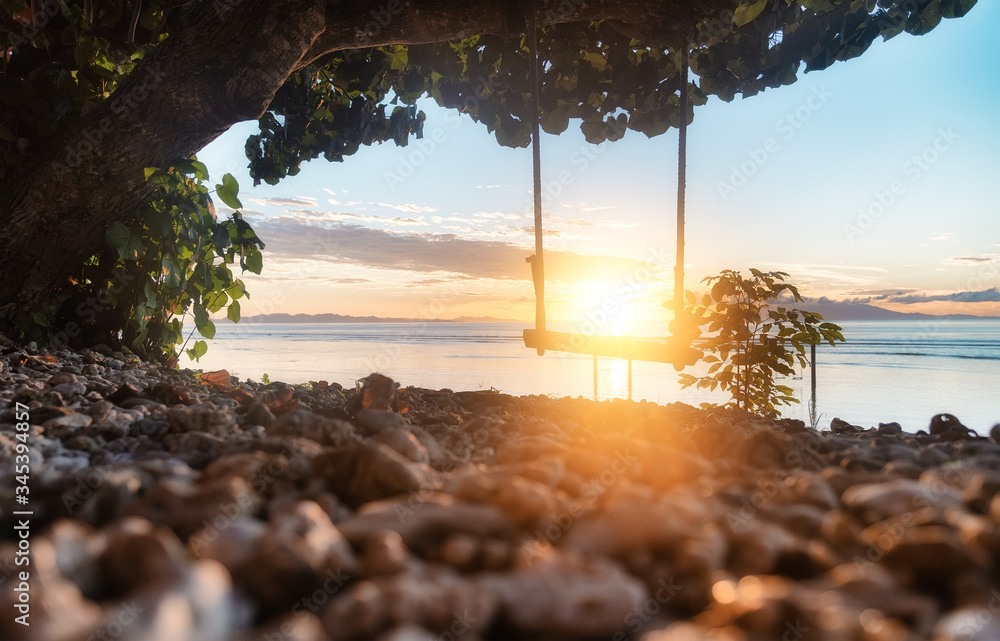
0;0;687;332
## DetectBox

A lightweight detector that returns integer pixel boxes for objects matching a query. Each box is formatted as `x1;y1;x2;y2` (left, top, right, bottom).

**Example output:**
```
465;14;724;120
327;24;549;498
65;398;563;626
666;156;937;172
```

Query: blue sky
199;3;1000;324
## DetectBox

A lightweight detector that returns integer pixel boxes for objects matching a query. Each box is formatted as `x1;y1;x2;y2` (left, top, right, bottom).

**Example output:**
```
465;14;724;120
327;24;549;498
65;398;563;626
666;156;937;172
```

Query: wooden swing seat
523;329;701;366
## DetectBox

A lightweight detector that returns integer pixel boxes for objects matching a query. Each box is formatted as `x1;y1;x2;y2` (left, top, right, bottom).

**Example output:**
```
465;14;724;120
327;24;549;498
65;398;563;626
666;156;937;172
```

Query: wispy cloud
943;255;1000;265
886;287;1000;304
928;232;955;241
250;196;318;207
375;203;439;214
253;218;654;283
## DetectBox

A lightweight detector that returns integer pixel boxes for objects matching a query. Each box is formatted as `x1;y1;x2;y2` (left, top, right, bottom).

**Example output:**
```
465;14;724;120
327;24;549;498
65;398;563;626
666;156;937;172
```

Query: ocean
193;319;1000;434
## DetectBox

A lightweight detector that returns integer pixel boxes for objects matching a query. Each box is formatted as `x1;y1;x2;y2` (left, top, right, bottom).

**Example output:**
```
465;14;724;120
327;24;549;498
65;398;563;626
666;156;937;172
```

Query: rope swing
523;9;701;370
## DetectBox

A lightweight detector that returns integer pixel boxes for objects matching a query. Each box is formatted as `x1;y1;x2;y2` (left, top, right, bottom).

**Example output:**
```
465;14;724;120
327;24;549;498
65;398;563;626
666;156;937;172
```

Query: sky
198;3;1000;326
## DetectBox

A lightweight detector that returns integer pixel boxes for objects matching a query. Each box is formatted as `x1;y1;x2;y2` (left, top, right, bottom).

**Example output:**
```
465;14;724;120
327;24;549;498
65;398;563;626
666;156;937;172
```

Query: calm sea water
194;320;1000;434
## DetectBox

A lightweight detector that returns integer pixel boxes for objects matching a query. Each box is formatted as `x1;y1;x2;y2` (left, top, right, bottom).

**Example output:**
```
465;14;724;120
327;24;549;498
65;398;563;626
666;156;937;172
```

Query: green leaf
734;0;768;26
941;0;977;18
906;0;943;35
227;300;241;323
199;319;217;340
186;339;208;362
215;173;243;209
244;246;263;274
215;186;242;210
106;221;145;260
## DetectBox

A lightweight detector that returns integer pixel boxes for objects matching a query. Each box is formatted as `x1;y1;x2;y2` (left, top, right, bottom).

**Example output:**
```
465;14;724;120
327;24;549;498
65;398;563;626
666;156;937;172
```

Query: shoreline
2;344;1000;640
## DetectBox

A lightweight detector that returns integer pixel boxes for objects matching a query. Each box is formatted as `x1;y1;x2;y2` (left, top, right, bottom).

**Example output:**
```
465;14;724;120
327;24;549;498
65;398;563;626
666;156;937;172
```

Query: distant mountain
235;305;995;324
794;301;994;321
236;313;520;323
449;315;520;322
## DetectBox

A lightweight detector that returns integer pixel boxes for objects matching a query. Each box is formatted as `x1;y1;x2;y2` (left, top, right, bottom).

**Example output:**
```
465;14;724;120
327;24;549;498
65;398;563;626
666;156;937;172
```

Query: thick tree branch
0;0;702;325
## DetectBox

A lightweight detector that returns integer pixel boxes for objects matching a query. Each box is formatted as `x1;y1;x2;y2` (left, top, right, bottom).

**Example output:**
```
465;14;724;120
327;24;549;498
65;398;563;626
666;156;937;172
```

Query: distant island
234;313;522;324
235;303;994;324
792;301;993;322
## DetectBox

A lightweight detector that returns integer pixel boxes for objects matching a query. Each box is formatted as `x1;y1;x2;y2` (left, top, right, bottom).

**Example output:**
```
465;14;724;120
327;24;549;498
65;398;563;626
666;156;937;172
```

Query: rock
200;451;293;498
564;486;707;558
438;533;479;570
43;411;93;431
189;515;267;573
98;517;188;594
322;566;496;640
356;408;410;435
127;475;263;539
991;423;1000;445
269;409;356;446
47;519;105;599
237;507;355;616
831;417;861;433
314;442;436;508
0;545;102;641
451;471;560;527
378;427;430;464
881;525;989;587
86;400;114;421
338;494;514;554
930;413;974;439
877;421;903;435
821;509;862;550
163;430;226;468
842;479;962;523
375;624;440;641
361;530;411;576
495;435;567;465
53;381;88;397
245;401;276;428
726;520;821;578
87;559;241;641
933;607;1000;641
47;371;80;386
480;550;647;637
167;402;240;436
253;613;331;641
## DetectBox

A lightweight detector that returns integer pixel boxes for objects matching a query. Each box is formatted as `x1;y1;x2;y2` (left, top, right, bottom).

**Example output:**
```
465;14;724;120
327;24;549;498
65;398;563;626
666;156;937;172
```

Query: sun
560;279;673;337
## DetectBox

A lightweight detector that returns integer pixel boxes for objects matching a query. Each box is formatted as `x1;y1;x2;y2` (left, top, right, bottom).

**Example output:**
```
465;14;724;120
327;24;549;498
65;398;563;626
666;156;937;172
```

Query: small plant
679;269;845;417
261;373;271;385
38;160;264;363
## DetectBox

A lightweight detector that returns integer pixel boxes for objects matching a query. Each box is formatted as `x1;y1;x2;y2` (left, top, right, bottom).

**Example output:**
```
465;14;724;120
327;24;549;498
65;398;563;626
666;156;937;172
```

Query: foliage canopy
0;0;977;357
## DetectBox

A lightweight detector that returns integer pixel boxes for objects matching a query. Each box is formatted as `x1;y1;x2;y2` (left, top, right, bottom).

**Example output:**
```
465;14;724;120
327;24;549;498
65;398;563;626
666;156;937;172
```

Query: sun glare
562;279;673;337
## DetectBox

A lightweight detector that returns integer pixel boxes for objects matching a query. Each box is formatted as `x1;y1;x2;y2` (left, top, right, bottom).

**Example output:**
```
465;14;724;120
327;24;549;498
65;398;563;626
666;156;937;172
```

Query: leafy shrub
680;269;845;417
44;160;263;362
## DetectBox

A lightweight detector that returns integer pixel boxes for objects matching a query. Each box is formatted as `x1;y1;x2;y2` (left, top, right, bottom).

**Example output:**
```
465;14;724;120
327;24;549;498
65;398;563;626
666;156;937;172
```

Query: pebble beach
2;344;1000;641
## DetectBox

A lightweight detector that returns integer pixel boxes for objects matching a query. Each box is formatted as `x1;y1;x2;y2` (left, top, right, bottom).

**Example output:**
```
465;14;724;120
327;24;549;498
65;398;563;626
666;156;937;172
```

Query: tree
678;269;845;416
0;0;978;341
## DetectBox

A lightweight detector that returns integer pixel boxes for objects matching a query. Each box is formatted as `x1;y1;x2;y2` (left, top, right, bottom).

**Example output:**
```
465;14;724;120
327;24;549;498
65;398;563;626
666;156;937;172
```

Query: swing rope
526;1;546;355
672;43;690;331
525;10;696;365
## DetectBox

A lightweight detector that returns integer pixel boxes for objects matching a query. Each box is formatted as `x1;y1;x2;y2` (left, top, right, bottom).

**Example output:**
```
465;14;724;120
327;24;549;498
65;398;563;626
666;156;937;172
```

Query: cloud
253;218;654;283
245;275;375;284
928;232;955;241
884;288;1000;304
943;255;1000;265
842;288;921;299
375;203;439;214
250;196;318;207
